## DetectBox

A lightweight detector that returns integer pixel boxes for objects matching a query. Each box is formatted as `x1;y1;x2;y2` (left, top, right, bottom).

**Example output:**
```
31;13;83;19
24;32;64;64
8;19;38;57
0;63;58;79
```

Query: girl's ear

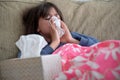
37;27;39;31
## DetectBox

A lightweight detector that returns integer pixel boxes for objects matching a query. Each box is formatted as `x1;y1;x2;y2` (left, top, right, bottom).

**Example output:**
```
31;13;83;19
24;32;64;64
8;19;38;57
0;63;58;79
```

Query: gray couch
0;0;120;80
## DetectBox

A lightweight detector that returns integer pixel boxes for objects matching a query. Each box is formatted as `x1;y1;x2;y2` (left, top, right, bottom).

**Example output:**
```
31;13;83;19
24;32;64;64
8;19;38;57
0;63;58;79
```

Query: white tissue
15;34;48;58
51;16;65;37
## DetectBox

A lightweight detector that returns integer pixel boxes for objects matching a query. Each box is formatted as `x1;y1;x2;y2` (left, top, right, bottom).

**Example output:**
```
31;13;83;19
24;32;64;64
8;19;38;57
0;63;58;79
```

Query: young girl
21;2;120;79
22;2;99;55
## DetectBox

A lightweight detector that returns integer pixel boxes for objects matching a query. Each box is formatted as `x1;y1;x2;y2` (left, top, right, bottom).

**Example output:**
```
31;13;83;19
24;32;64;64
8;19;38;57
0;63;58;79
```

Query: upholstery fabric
0;57;44;80
0;0;44;61
47;0;120;41
0;54;61;80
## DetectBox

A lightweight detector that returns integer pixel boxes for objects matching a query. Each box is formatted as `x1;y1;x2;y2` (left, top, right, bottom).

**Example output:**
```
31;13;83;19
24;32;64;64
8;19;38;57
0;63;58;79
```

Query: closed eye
44;15;51;20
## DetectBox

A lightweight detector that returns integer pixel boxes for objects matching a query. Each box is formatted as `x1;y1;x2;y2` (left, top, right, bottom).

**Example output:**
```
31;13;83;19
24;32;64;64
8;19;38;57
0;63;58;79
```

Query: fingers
61;21;68;29
49;18;55;26
48;19;59;36
49;19;60;42
49;19;53;27
60;21;68;32
48;20;56;31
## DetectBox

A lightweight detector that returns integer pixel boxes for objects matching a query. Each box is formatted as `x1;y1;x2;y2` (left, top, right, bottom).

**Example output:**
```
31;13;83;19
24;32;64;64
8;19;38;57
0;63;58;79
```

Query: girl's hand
49;19;60;50
60;21;79;44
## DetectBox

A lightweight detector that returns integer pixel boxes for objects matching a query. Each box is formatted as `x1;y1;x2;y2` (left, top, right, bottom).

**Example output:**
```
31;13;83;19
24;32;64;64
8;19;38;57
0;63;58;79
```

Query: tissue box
0;54;61;80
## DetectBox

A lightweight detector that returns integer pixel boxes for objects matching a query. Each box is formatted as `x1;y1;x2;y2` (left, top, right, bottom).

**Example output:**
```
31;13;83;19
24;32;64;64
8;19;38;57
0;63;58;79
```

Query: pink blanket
53;40;120;80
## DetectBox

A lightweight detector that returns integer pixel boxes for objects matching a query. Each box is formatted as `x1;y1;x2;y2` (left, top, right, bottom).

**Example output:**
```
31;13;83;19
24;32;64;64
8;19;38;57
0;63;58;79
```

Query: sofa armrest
0;54;61;80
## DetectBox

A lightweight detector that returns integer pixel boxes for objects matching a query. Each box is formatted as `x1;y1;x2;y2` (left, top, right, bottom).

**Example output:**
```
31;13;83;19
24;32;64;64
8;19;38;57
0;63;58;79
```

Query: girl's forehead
48;7;57;14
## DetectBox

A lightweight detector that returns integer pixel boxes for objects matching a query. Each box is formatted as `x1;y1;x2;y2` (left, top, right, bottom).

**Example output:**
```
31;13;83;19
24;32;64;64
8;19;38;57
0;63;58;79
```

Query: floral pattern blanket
53;40;120;80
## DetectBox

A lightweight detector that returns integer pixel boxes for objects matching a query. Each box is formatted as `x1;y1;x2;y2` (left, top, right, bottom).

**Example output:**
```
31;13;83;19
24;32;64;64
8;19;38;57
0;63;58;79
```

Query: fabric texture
0;57;44;80
47;0;120;41
16;34;48;58
53;40;120;80
0;54;62;80
0;0;44;61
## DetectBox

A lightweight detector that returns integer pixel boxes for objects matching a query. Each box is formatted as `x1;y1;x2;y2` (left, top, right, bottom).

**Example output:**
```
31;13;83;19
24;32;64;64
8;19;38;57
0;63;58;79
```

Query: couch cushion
0;0;44;61
70;1;120;41
47;0;120;41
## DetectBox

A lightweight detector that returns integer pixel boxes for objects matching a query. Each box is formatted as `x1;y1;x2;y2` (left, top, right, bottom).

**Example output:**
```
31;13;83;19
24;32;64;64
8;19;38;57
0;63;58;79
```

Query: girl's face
37;7;60;41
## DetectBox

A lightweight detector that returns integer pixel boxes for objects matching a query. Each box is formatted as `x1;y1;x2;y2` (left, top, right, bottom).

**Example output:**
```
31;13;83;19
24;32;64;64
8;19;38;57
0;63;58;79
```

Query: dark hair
23;2;64;34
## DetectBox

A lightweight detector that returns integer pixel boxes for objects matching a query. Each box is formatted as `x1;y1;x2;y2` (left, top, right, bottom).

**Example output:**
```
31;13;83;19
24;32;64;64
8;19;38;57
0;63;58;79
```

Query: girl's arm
71;32;99;46
49;18;60;50
41;45;54;55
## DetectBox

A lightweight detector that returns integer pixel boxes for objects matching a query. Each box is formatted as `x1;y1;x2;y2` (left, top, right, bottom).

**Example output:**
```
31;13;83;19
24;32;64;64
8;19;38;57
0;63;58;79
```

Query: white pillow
16;34;48;58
